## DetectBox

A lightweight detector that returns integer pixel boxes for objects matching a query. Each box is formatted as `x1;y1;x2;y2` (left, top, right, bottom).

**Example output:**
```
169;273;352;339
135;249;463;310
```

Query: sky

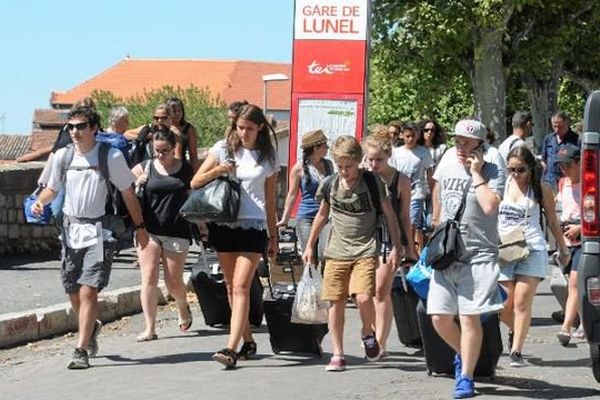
0;1;294;134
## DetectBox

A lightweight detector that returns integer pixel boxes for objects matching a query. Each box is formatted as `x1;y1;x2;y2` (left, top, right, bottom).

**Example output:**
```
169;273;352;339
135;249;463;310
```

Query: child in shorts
302;135;402;371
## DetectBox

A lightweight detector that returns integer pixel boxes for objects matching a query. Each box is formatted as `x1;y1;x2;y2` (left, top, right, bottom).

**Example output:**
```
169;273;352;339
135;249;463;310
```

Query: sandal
212;348;238;369
557;330;571;346
178;305;193;332
136;332;158;342
572;328;586;340
237;341;257;360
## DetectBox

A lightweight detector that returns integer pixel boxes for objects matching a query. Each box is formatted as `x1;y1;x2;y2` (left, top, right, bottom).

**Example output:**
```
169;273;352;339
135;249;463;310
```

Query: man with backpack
31;106;148;370
498;111;533;166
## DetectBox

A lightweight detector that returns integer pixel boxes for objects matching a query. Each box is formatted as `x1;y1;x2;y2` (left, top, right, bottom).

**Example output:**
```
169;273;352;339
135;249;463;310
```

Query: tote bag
179;176;241;223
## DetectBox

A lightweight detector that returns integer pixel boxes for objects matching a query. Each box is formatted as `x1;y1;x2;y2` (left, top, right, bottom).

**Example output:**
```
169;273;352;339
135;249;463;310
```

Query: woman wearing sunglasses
131;127;194;342
497;146;569;367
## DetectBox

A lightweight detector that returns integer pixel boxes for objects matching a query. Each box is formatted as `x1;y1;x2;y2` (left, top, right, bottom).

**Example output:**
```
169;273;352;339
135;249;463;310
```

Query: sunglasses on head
507;167;528;174
66;122;89;131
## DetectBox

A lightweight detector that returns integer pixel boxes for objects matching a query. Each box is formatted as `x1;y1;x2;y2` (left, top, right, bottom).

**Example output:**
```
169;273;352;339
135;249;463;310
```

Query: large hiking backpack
97;132;131;166
59;142;129;239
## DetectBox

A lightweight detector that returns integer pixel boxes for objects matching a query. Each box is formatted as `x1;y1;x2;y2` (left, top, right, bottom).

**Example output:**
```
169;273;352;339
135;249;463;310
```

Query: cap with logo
556;143;581;163
450;119;487;141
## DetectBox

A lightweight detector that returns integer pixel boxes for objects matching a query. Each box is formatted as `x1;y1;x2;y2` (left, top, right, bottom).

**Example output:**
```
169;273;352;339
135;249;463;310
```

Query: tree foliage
369;0;600;142
92;86;228;147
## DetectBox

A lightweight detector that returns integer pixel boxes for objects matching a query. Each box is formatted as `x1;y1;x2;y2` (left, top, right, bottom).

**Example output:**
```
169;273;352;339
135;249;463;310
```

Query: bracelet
473;182;487;189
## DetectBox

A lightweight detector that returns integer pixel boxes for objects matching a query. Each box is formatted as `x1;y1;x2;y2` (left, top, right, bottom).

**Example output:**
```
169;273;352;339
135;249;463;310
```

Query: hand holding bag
406;247;433;300
498;193;530;266
291;264;329;324
179;174;241;224
425;180;471;271
134;159;152;209
23;186;52;225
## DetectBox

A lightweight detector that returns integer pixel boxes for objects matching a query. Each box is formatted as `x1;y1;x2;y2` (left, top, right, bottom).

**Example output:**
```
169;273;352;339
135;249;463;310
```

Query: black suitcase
391;273;422;348
191;259;264;328
416;299;502;378
263;257;328;356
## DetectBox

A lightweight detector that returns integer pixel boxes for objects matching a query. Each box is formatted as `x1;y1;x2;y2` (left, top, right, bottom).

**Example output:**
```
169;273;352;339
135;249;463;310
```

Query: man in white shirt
32;106;148;370
498;111;532;166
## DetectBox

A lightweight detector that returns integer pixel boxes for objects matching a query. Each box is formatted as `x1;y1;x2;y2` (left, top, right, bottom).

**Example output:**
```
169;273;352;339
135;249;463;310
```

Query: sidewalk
1;279;599;400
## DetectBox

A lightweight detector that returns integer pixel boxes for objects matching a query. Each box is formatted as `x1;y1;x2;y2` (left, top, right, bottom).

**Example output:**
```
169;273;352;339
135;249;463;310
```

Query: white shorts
427;258;504;316
148;233;190;253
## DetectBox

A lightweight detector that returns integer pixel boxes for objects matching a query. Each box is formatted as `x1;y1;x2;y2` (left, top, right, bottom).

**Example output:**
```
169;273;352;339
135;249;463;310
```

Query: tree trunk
524;74;559;153
473;28;506;141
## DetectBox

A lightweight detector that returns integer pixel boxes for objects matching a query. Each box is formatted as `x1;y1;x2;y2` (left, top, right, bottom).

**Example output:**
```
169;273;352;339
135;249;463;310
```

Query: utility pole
0;114;5;133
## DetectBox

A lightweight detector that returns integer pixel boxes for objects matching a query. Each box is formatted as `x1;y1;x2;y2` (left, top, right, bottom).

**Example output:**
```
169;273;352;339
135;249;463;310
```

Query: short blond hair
332;135;362;163
364;132;393;156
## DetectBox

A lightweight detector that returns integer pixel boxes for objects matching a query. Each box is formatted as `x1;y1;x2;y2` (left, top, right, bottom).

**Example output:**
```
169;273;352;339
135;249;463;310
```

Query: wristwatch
134;222;146;230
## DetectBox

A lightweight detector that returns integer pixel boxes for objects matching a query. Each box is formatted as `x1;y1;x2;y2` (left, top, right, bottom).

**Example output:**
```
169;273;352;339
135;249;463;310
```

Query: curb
0;272;192;349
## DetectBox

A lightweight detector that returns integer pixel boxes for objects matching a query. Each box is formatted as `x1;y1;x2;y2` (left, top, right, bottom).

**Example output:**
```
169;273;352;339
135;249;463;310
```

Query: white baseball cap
451;119;487;141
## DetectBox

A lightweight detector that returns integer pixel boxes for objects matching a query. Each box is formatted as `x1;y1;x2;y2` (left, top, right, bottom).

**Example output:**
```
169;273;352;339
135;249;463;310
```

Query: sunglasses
66;122;89;131
507;167;529;174
423;128;436;133
153;115;168;121
153;148;173;155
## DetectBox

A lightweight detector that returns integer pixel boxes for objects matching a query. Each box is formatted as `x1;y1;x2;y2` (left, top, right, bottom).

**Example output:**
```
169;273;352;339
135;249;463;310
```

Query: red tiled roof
33;109;69;127
0;135;31;161
51;58;291;110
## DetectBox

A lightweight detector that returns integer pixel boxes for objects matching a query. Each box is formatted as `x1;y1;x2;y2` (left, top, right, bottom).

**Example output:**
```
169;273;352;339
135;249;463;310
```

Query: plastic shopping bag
291;264;329;324
406;247;432;300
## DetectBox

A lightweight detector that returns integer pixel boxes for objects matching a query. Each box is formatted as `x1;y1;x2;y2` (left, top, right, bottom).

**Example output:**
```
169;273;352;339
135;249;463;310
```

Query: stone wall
0;162;60;255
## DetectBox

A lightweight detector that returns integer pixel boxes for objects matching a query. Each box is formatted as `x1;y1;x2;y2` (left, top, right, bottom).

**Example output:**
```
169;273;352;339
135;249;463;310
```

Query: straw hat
301;129;328;149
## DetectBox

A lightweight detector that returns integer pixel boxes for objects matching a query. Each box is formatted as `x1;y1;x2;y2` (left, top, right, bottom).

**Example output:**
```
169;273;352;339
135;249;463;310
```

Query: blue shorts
567;246;582;273
410;198;425;230
498;249;548;281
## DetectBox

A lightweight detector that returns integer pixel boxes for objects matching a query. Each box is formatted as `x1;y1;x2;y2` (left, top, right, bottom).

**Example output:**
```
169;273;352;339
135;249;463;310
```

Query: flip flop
178;305;193;332
557;331;571;346
136;332;158;342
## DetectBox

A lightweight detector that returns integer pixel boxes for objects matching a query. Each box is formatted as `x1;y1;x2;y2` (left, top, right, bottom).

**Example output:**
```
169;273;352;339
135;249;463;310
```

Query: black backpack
320;170;382;216
128;125;154;167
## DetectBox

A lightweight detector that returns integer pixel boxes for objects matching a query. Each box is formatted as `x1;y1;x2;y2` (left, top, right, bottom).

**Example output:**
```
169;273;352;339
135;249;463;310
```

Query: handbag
291;264;329;324
498;193;530;266
179;175;241;223
425;179;471;271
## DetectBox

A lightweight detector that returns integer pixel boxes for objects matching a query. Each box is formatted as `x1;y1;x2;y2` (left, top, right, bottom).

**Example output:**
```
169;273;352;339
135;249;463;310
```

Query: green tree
92;86;228;148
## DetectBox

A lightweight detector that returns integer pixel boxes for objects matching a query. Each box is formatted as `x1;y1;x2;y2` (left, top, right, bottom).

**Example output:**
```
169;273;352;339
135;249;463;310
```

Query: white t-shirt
389;145;434;199
47;143;134;248
209;140;280;224
498;135;525;167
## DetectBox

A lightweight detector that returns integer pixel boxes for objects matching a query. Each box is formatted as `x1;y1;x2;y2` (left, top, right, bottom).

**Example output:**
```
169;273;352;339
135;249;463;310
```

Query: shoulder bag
425;179;471;271
498;189;530;266
179;150;241;224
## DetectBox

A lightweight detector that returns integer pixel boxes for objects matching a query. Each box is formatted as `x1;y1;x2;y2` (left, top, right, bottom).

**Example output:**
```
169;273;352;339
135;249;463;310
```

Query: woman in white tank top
497;146;569;367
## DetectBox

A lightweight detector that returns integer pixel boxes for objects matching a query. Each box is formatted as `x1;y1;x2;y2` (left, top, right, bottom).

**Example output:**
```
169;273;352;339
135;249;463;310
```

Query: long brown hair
228;104;277;166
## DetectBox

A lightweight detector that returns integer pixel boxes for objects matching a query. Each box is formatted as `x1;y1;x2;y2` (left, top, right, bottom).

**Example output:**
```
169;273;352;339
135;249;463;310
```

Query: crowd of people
30;98;584;398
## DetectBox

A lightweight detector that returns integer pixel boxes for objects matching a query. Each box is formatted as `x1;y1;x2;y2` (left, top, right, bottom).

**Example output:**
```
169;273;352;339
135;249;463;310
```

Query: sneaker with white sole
67;348;89;370
325;356;346;371
509;350;525;367
362;334;381;361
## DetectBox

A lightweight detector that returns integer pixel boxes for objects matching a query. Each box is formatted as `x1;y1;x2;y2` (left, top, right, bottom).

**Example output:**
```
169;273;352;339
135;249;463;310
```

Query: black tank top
142;160;193;239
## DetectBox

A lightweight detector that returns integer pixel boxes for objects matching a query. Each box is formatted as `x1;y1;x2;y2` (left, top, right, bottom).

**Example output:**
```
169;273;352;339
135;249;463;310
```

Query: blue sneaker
453;353;462;382
454;374;475;399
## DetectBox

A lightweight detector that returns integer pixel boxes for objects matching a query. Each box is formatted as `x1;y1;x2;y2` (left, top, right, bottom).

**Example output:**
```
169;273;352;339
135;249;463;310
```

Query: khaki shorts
321;256;378;301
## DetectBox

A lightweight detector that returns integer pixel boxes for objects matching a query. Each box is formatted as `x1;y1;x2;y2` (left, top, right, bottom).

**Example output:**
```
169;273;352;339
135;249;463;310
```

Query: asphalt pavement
1;256;600;400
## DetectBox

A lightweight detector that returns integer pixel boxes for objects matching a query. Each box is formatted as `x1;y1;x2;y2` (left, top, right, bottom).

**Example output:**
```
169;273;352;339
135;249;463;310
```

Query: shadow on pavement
531;317;561;327
102;351;213;366
478;375;599;399
0;251;61;269
527;356;591;368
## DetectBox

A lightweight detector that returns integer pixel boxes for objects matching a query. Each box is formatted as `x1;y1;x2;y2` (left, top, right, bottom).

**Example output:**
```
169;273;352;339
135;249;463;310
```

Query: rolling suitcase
263;256;328;356
416;299;502;378
191;247;264;328
391;272;422;348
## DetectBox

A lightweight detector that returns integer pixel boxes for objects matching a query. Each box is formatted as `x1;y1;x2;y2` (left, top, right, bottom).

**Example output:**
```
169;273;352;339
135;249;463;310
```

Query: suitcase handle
264;248;298;300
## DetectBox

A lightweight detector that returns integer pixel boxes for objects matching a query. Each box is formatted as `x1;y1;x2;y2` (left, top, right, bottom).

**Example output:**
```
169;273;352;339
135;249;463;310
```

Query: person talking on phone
428;119;506;399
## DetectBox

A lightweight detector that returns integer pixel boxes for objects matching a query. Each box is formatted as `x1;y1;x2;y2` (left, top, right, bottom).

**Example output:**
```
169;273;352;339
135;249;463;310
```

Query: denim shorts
410;198;425;230
498;249;548;281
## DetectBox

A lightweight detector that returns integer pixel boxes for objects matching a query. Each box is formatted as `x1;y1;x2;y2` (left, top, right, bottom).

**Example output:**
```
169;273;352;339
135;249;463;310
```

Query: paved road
1;277;599;400
0;245;202;314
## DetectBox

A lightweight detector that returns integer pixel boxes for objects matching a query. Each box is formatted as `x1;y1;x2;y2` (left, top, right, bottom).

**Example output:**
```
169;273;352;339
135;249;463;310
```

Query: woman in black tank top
363;132;418;354
131;127;194;342
167;97;200;172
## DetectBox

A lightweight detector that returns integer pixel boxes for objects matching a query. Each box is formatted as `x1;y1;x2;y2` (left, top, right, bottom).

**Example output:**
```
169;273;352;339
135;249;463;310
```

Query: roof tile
0;135;31;161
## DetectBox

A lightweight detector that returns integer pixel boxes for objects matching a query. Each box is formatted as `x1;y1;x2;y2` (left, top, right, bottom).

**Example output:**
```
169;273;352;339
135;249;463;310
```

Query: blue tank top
296;159;333;219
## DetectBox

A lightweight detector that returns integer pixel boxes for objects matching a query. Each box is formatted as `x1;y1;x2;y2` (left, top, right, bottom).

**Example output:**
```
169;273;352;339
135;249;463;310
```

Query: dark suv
579;90;600;381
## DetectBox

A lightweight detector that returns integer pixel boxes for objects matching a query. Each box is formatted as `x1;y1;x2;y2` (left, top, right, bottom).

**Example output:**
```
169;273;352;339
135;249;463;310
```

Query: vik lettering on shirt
440;177;469;220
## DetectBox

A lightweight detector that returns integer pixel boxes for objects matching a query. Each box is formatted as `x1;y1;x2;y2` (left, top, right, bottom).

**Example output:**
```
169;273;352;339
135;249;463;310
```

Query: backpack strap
363;170;381;215
97;142;116;215
59;144;76;184
320;173;337;205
